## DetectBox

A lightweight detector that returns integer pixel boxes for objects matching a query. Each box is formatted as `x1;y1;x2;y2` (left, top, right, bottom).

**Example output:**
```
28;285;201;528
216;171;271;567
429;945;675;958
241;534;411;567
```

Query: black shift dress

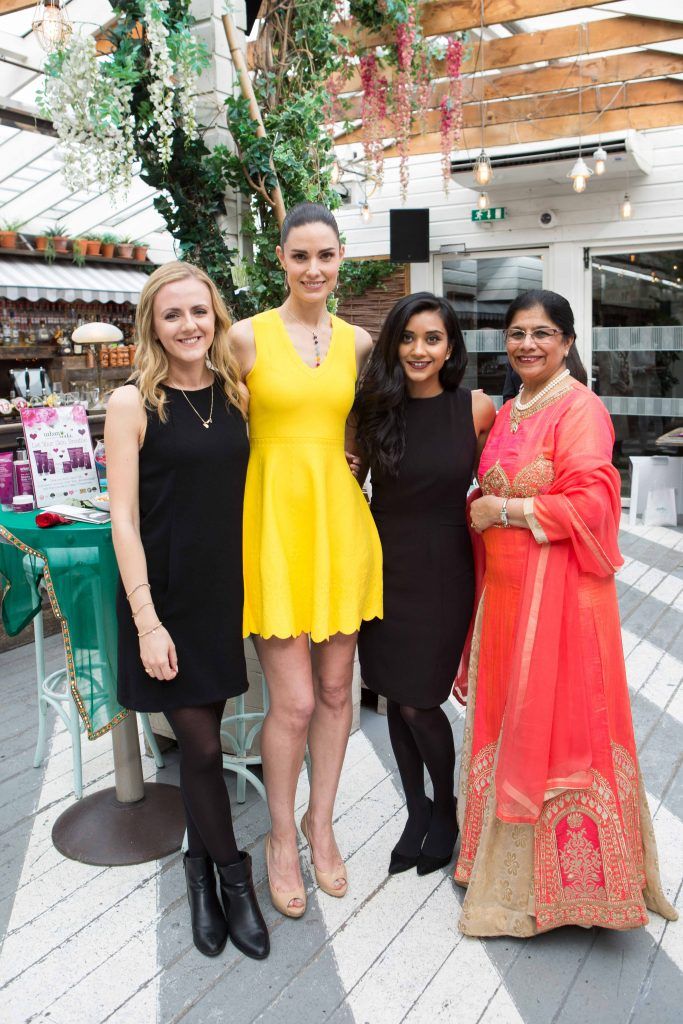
116;383;249;712
358;388;476;709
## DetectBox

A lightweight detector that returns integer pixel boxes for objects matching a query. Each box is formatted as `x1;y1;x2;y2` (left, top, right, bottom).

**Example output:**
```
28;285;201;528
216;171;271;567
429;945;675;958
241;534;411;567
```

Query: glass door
591;248;683;489
437;251;545;406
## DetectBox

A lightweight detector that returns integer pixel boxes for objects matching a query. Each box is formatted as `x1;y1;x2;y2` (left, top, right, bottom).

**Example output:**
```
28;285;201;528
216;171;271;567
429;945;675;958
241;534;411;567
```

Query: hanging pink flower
360;53;389;186
394;4;417;201
440;36;465;193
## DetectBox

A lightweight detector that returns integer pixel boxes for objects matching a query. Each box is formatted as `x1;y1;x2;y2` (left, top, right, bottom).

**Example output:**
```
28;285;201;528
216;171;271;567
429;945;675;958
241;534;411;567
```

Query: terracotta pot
53;236;68;252
101;243;115;258
117;243;135;259
72;238;88;257
134;245;149;262
86;240;102;256
0;231;18;249
35;236;48;251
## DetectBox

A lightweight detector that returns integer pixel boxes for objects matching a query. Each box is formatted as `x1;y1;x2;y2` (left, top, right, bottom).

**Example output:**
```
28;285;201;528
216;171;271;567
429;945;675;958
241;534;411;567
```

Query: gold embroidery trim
508;384;572;431
523;497;549;544
481;454;555;499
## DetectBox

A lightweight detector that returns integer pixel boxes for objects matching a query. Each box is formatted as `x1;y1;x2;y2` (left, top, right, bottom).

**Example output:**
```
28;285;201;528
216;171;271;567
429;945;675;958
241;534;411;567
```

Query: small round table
0;509;184;865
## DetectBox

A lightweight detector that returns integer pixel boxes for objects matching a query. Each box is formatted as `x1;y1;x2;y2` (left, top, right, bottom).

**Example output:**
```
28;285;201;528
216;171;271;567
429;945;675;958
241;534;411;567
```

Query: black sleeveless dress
116;383;249;712
358;388;476;708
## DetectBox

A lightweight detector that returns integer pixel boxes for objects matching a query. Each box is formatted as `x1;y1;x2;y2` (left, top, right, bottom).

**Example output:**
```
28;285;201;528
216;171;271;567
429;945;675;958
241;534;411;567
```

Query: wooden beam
338;80;683;145
336;0;627;49
0;1;36;14
337;50;683;122
332;17;683;94
380;102;683;158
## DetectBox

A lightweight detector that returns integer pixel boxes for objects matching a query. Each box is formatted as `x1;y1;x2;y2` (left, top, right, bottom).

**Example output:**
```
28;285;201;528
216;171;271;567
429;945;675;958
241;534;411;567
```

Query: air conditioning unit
450;131;653;187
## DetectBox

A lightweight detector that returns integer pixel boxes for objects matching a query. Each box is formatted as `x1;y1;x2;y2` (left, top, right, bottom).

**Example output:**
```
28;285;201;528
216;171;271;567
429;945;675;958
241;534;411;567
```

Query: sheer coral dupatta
454;390;625;822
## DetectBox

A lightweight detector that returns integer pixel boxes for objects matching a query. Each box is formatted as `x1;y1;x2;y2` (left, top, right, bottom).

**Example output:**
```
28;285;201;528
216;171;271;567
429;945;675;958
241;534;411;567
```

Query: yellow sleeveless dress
243;309;383;641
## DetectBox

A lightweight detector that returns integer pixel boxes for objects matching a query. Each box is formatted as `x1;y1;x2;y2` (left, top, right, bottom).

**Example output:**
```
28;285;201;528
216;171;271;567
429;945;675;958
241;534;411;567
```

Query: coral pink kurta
455;380;676;937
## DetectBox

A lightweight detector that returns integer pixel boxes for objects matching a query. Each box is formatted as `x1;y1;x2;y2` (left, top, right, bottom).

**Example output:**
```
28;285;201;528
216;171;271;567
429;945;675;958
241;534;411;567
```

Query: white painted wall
335;126;683;373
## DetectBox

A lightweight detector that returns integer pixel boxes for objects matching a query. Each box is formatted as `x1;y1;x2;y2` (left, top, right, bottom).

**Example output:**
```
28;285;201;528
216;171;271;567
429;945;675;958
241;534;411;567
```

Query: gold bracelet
132;601;154;619
126;582;151;601
137;621;162;638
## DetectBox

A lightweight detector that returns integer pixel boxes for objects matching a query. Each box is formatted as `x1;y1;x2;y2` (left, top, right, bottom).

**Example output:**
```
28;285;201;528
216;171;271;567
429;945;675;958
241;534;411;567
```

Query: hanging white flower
40;33;136;196
143;0;175;167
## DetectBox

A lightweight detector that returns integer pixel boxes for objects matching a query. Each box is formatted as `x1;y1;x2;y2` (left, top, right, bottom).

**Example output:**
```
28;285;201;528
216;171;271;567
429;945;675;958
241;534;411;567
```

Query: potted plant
40;222;70;261
85;234;102;256
117;236;135;259
0;219;22;249
133;241;149;262
71;236;89;266
100;233;118;258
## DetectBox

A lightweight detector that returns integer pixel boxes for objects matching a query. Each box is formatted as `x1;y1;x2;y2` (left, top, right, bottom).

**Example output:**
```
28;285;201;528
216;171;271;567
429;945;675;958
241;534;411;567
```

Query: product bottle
94;439;107;491
13;437;34;497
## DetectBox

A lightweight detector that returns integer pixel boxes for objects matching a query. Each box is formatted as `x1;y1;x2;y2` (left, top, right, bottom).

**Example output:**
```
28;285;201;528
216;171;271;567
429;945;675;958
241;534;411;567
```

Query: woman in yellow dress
229;203;382;918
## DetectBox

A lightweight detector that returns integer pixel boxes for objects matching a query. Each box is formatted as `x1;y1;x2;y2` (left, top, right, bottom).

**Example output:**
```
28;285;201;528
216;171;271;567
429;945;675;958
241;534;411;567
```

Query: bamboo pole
222;12;287;228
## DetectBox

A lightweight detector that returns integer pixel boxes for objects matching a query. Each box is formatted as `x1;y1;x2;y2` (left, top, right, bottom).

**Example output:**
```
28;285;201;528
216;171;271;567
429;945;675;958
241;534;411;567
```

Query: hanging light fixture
568;156;593;194
620;193;633;219
473;1;493;188
477;191;490;211
360;201;372;224
567;23;592;194
593;145;608;176
32;0;72;54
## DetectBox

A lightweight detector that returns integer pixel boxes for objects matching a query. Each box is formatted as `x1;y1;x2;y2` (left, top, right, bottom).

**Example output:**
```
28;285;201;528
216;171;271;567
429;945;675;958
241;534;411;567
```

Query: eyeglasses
505;328;564;343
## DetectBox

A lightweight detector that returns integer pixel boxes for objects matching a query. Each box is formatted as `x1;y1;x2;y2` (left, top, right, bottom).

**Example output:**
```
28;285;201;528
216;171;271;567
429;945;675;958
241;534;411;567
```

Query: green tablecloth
0;510;128;738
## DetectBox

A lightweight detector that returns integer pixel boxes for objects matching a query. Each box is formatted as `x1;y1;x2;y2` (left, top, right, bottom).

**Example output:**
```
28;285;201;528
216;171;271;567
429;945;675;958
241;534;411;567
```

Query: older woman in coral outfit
456;289;677;937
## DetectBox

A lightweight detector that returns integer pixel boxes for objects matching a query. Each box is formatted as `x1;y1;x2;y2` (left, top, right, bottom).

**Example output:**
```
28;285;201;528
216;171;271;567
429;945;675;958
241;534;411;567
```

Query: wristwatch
500;498;510;528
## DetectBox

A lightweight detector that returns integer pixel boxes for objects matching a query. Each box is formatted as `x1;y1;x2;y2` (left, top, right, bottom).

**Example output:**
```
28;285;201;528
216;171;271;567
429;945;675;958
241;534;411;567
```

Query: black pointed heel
416;803;459;876
184;853;229;957
217;852;270;960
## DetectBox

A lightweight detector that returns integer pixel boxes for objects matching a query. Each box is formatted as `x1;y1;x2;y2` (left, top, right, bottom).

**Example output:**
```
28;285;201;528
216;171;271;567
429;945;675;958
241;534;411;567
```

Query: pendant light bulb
32;0;72;54
330;157;341;186
568;156;593;194
620;193;633;220
477;191;490;211
593;145;608;176
473;151;493;187
360;201;372;224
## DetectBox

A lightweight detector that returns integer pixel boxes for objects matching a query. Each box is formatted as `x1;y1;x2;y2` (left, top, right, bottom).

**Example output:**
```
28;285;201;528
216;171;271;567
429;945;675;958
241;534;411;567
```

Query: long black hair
353;292;468;476
505;289;588;385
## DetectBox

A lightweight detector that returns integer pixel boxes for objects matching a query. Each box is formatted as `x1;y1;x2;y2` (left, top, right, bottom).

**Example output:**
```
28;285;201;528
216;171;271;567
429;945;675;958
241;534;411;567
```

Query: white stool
629;455;683;527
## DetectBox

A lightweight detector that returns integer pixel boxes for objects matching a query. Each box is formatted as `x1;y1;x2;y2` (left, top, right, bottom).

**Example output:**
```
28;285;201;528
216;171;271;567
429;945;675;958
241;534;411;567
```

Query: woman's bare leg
305;631;357;883
255;634;314;908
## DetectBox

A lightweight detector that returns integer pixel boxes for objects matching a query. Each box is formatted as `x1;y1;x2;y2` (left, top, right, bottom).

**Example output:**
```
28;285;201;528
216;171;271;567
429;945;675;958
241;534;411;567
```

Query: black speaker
389;208;430;263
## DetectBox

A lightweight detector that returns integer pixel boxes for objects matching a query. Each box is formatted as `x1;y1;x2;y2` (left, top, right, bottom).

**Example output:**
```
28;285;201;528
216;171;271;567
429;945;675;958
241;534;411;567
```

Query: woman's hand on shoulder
354;325;374;375
227;318;256;379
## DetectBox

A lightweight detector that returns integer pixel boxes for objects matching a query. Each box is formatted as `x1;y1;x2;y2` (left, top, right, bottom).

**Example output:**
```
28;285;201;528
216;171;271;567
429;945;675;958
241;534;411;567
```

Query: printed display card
21;405;100;509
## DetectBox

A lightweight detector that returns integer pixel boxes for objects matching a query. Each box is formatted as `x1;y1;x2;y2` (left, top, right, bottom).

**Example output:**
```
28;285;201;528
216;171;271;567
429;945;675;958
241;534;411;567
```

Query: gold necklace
172;381;214;429
285;307;330;368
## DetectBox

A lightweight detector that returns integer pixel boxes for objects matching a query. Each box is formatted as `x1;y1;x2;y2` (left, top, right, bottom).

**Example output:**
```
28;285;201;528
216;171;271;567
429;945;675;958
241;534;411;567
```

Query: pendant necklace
286;307;330;368
174;381;214;428
509;368;570;434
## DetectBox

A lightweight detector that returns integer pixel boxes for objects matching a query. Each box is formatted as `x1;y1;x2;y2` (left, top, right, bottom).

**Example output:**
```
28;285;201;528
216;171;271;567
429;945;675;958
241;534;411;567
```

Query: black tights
386;700;458;859
165;702;240;867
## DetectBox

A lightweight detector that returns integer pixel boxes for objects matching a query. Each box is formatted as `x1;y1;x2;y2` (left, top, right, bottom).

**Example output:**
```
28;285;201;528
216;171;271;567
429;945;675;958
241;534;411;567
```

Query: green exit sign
471;207;507;222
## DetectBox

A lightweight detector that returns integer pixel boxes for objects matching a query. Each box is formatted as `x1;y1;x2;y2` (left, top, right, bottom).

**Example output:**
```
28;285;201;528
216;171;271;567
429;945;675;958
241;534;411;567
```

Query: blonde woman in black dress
106;262;269;960
354;293;494;875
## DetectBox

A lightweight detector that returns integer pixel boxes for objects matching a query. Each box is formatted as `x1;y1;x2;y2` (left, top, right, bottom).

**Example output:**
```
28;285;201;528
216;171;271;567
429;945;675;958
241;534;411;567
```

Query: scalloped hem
243;607;383;645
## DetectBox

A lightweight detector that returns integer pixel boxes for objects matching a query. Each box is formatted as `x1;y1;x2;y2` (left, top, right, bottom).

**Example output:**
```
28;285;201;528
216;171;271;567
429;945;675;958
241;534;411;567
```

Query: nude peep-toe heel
264;833;306;919
300;812;348;899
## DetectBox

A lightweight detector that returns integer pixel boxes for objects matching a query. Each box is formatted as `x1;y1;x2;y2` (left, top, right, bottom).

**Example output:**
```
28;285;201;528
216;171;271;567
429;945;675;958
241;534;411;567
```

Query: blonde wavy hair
132;261;243;421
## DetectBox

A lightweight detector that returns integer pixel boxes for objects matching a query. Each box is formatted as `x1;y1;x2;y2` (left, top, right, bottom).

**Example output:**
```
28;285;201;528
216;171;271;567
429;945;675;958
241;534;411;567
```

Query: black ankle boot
416;800;459;876
217;852;270;960
184;853;229;957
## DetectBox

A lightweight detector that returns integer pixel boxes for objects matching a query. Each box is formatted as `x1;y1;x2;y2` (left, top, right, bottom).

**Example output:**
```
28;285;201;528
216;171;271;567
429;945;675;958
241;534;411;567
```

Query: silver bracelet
500;498;510;528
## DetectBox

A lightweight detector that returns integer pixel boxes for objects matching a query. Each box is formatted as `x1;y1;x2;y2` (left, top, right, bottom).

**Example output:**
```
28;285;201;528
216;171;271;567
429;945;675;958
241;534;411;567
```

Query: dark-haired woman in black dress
353;293;494;876
106;262;269;961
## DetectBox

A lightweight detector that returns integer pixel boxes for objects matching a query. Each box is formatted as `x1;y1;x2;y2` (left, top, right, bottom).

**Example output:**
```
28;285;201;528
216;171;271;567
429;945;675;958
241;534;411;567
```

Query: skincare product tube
0;451;14;508
14;460;34;496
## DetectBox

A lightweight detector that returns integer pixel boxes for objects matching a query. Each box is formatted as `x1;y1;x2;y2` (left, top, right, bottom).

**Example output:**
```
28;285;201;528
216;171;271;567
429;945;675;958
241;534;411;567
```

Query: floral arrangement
40;0;207;195
347;1;467;199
